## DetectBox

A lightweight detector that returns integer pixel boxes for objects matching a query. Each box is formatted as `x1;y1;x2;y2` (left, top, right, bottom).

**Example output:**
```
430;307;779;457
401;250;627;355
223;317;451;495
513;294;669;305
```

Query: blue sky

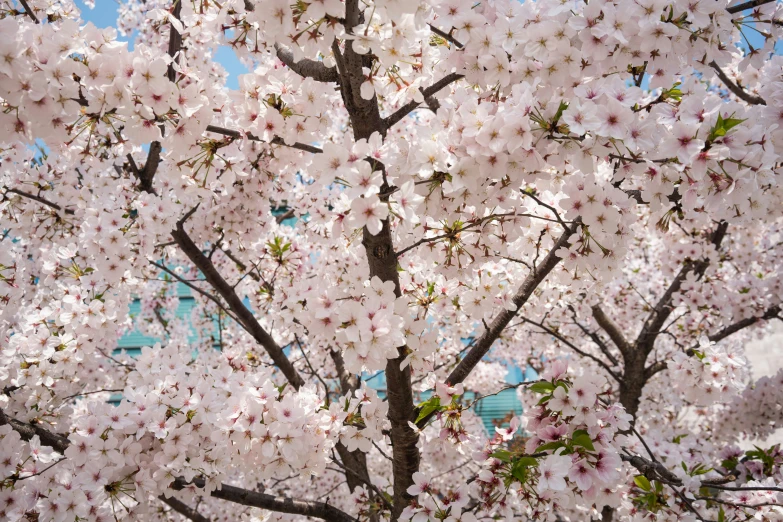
77;1;246;89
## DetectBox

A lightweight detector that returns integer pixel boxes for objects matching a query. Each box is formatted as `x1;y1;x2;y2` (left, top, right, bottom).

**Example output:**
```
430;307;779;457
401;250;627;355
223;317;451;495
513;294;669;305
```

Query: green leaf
509;456;538;483
721;458;738;471
415;396;441;424
534;441;564;453
718;506;726;522
662;82;683;101
707;112;746;143
515;456;538;468
530;381;556;394
553;101;569;125
571;429;595;452
722;117;745;132
511;465;527;483
490;449;512;463
634;475;651;491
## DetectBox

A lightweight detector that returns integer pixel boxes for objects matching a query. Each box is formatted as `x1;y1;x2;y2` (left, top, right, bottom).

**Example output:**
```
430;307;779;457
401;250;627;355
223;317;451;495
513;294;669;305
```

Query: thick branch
708;305;781;344
275;44;339;83
645;304;782;377
361;219;419;520
444;223;579;387
635;222;728;355
384;73;465;130
172;478;355;522
0;409;70;454
138;141;162;194
170;221;304;389
166;1;183;83
592;304;631;357
149;261;242;324
135;2;182;194
709;61;766;105
159;496;211;522
566;304;619;366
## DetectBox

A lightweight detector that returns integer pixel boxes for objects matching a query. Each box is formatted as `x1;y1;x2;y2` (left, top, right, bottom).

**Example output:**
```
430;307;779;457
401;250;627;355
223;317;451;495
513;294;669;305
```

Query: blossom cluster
1;341;348;520
1;0;782;520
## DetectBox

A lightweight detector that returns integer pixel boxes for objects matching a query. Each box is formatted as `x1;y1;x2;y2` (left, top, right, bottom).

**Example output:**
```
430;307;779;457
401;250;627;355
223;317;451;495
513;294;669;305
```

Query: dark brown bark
172;478;355;522
275;44;339;83
326;0;421;515
3;188;75;215
620;222;729;417
383;73;465;130
159;496;211;522
18;0;39;23
708;305;781;343
445;223;579;387
361;220;420;520
330;350;375;495
136;1;183;194
205;125;323;154
618;355;647;418
171;221;304;389
0;409;69;454
635;222;728;356
726;0;776;14
591;304;631;358
708;61;766;105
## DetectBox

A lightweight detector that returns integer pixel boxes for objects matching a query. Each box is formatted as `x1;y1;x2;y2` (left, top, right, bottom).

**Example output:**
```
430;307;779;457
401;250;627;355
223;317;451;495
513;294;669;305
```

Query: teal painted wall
117;255;525;433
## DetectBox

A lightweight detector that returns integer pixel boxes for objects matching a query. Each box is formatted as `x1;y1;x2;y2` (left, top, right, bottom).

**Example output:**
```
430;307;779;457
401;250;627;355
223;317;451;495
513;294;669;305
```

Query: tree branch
566;304;619;366
170;220;304;389
591;304;631;357
708;61;766;105
707;305;781;344
514;317;622;383
274;44;339;83
635;222;729;355
204;125;323;154
645;304;782;377
727;0;776;14
159;496;211;522
428;24;464;48
443;222;580;387
361;218;419;520
0;408;69;454
171;478;355;522
133;1;182;194
3;188;75;215
18;0;39;23
166;1;183;83
149;261;242;325
383;73;465;130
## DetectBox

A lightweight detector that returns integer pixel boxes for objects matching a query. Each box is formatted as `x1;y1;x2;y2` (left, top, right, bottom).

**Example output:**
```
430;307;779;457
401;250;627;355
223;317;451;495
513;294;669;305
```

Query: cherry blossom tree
1;0;783;520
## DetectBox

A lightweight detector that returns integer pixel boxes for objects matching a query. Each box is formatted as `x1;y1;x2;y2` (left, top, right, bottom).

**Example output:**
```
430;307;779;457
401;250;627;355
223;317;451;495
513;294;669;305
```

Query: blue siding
117;296;203;350
117;246;525;431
